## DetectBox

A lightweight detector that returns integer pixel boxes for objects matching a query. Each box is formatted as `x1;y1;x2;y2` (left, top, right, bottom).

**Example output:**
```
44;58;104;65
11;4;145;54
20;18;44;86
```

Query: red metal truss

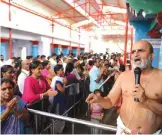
102;35;131;39
45;0;79;23
89;0;107;26
36;0;77;23
61;0;90;20
51;1;88;18
2;0;51;20
1;0;80;31
43;0;126;28
50;14;126;20
36;0;55;12
2;0;130;54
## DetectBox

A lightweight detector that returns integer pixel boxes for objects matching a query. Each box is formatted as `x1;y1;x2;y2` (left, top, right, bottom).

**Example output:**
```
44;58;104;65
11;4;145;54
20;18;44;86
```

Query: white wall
39;36;52;56
0;2;88;48
54;39;70;46
12;39;32;57
54;23;70;40
1;27;41;41
1;27;9;38
91;37;131;54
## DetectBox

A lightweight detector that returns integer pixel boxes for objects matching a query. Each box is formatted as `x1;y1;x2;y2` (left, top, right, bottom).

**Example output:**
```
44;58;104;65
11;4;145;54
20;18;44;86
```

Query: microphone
134;67;141;102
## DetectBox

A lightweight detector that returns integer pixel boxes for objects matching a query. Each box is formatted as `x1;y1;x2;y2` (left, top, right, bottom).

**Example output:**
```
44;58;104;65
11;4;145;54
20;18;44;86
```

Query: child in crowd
50;64;67;133
90;89;104;134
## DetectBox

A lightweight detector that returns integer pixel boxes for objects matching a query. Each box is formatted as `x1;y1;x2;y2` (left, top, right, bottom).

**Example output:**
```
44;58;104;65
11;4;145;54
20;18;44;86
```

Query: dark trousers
50;93;66;115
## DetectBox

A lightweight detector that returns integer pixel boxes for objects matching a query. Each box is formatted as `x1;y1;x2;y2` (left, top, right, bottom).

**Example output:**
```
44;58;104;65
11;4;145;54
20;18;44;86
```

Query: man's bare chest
121;76;162;100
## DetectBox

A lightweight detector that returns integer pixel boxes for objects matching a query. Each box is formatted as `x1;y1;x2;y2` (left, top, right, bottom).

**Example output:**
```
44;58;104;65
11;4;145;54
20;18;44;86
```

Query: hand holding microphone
134;67;141;102
133;67;146;103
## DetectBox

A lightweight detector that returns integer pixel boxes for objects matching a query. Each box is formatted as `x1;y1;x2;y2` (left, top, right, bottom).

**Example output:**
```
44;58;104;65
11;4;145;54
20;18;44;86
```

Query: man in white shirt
62;57;68;72
17;60;30;94
89;59;105;92
49;53;57;70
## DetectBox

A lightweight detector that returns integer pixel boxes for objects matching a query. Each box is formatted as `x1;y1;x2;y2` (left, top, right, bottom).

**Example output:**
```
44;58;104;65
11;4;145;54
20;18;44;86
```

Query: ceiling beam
72;20;92;28
90;0;110;26
102;34;131;39
62;0;100;27
51;2;86;17
43;0;78;23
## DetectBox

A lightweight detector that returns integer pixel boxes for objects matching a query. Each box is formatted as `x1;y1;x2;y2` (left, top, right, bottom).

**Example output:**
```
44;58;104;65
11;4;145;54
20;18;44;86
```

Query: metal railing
27;82;85;134
40;99;81;134
28;108;117;134
26;78;118;134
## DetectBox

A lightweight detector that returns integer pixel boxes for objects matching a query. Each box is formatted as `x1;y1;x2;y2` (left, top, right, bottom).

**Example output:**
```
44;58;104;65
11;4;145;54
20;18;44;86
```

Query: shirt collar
21;69;29;75
93;65;99;69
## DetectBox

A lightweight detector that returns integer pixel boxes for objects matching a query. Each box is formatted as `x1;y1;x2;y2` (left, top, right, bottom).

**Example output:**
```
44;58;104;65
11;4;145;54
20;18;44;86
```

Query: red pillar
124;3;129;66
130;27;134;69
51;20;54;53
9;0;12;58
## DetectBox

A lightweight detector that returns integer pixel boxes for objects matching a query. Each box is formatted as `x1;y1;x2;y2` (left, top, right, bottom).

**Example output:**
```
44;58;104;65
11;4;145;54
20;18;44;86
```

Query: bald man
86;40;162;134
17;60;30;94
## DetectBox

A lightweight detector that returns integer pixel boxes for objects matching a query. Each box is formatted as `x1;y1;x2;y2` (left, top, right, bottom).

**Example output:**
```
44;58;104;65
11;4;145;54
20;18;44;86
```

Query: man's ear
31;69;34;74
2;72;5;77
151;53;154;60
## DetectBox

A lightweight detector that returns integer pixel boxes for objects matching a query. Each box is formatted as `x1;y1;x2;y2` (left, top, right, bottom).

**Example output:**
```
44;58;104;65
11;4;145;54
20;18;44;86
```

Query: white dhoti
116;116;162;135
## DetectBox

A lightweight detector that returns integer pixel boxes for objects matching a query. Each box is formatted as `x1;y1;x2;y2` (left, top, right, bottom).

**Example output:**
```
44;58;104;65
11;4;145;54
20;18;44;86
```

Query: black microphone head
134;67;141;102
134;67;141;75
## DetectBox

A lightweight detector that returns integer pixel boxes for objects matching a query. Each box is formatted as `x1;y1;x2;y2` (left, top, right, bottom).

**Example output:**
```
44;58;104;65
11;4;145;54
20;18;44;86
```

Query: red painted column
51;20;54;53
9;0;12;58
130;27;134;69
124;3;129;66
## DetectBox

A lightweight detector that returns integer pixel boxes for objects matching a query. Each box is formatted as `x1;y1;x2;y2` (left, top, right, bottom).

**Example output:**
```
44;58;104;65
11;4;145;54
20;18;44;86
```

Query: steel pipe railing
40;99;81;134
27;83;82;134
28;108;117;133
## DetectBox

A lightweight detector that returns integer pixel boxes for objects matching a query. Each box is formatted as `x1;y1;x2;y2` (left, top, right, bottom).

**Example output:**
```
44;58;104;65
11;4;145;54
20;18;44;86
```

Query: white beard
132;56;152;70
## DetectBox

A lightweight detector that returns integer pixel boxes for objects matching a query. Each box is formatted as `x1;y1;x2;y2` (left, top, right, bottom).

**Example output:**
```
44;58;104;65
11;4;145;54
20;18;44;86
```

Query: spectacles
131;49;145;54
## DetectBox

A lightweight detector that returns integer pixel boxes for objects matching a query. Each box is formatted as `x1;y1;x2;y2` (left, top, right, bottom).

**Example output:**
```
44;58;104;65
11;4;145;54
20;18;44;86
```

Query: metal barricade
27;83;83;134
28;108;117;134
65;83;78;118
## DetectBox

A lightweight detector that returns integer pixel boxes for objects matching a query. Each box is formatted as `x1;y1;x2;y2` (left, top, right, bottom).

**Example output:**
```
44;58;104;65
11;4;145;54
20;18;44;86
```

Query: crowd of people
0;48;125;134
2;41;160;134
